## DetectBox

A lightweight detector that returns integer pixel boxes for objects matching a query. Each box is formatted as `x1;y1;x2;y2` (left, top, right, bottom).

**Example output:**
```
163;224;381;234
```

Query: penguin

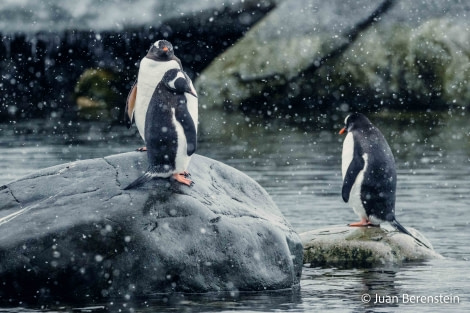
339;113;430;248
124;68;198;189
125;40;197;150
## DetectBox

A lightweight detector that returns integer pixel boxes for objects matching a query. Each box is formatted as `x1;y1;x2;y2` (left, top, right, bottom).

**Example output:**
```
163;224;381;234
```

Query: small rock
301;225;442;268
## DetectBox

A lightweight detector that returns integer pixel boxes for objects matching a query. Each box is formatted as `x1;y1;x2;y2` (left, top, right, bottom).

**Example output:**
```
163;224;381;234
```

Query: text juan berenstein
374;293;460;304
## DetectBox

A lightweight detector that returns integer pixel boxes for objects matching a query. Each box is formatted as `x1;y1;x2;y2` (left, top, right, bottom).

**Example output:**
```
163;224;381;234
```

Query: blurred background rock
197;0;470;121
0;0;276;122
1;0;469;125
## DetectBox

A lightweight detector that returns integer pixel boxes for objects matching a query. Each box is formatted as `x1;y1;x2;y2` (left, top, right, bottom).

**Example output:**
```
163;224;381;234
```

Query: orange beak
162;46;169;52
339;127;346;135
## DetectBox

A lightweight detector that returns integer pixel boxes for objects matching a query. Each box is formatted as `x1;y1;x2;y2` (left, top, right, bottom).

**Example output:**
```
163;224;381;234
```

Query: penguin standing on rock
125;40;197;150
124;68;198;189
339;113;429;248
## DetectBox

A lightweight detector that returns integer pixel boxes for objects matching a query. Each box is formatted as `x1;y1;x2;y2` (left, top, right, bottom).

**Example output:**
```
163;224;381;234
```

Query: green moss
74;68;122;120
304;244;379;268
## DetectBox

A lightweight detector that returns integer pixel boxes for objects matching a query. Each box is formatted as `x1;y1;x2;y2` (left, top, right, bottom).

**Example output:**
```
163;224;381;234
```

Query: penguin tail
390;219;430;249
124;111;135;129
123;172;154;190
125;116;133;129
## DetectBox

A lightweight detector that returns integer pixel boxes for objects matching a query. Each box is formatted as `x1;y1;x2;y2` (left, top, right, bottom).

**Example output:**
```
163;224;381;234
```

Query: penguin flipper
123;172;154;190
390;219;430;249
125;83;137;129
342;154;365;202
175;100;197;156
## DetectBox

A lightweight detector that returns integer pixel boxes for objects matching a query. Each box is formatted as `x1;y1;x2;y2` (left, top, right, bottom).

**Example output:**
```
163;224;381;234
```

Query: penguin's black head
162;69;198;98
339;113;372;134
146;40;176;61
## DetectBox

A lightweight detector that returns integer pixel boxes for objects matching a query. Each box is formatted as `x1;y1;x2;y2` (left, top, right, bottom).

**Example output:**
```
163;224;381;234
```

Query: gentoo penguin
125;40;197;150
339;113;429;248
124;68;198;189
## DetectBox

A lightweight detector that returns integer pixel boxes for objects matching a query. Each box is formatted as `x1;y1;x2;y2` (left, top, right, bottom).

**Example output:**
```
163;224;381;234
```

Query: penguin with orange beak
339;113;429;248
125;40;197;151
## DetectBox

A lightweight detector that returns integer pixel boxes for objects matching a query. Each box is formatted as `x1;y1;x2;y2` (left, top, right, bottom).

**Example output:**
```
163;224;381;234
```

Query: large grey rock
301;225;442;268
0;152;302;303
196;0;470;114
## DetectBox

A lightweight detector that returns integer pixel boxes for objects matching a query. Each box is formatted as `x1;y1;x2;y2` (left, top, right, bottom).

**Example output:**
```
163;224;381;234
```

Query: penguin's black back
144;81;181;174
350;114;397;222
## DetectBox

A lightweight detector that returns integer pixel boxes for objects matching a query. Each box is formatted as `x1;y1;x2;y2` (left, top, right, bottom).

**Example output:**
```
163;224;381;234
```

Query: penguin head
162;69;198;98
146;40;176;61
339;113;372;134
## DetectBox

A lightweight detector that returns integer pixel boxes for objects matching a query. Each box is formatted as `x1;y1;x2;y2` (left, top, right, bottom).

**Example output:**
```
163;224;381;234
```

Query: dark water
0;110;469;312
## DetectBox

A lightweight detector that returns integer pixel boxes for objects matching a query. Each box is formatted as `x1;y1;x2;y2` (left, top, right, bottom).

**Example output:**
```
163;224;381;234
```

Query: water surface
0;111;469;312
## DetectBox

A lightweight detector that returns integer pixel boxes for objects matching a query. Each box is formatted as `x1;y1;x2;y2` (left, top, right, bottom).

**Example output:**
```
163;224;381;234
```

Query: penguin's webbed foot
172;173;194;186
349;218;379;227
136;146;147;152
183;171;191;177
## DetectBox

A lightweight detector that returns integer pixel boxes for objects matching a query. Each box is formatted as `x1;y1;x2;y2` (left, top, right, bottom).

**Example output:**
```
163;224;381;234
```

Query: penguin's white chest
172;108;191;172
342;133;368;219
134;58;180;142
341;133;354;180
349;154;368;219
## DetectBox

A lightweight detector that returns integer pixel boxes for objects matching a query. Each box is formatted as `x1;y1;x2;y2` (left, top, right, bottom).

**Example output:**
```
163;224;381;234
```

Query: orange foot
172;173;194;186
349;218;378;227
136;146;147;152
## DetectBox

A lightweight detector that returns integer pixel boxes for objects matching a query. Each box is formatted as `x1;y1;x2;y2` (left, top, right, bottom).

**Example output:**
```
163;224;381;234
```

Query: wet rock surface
301;225;443;268
0;152;302;303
